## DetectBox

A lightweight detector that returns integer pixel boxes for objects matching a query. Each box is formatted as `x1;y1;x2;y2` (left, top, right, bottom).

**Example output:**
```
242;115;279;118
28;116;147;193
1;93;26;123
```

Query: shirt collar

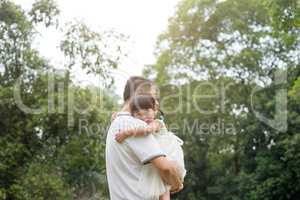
116;111;132;117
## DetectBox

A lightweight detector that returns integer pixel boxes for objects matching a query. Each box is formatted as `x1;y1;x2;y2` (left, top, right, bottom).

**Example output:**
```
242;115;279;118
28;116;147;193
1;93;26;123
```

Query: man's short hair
123;76;153;102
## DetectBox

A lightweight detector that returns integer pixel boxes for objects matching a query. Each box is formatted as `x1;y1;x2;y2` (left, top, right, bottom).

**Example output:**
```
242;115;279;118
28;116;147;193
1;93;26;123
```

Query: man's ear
111;112;117;121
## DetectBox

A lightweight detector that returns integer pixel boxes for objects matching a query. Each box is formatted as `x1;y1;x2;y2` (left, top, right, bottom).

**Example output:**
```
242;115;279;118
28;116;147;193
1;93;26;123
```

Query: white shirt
105;112;166;200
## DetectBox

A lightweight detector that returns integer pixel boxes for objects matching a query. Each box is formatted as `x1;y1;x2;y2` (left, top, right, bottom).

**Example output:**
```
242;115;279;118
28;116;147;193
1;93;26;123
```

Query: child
115;95;186;200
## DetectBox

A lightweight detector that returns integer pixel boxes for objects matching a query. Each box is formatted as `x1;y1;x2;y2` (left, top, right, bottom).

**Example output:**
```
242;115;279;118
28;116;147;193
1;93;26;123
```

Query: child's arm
115;120;162;143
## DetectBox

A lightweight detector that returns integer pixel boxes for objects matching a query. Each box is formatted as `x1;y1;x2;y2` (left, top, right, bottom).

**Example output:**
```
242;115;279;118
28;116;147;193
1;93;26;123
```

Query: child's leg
159;191;170;200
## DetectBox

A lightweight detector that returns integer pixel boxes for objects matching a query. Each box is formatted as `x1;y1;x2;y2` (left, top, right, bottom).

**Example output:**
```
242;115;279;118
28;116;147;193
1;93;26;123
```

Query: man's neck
121;102;130;112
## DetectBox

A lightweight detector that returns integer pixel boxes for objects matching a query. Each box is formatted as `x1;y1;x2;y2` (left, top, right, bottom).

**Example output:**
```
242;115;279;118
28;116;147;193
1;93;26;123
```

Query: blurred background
0;0;300;199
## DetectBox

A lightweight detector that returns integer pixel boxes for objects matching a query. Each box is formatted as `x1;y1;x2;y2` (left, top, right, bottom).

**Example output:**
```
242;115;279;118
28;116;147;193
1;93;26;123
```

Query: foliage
0;0;121;199
145;0;300;199
1;0;300;199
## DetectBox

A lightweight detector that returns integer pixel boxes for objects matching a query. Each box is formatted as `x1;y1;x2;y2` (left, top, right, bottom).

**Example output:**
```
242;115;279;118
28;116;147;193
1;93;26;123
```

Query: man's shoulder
114;114;147;126
108;113;147;137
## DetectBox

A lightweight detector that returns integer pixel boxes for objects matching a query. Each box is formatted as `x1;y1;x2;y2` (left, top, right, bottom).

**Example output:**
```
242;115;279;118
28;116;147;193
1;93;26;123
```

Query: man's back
105;112;165;200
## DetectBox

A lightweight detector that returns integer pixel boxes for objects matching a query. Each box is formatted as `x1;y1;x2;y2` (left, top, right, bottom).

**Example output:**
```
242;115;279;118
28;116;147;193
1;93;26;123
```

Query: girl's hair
130;95;156;114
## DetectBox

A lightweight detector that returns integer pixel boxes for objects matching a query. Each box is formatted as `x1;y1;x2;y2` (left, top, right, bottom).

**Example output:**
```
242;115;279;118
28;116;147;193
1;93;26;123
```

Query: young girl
115;95;186;200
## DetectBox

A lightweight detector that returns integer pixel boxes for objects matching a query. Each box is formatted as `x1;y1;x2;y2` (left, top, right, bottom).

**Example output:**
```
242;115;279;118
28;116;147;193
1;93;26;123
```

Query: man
105;76;183;200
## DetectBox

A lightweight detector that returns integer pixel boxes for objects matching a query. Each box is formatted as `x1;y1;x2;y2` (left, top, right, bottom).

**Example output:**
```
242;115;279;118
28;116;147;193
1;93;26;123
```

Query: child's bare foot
159;191;170;200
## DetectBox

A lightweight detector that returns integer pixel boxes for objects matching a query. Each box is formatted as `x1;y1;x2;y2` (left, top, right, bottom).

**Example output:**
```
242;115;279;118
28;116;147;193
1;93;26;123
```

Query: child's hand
148;119;163;132
115;132;128;143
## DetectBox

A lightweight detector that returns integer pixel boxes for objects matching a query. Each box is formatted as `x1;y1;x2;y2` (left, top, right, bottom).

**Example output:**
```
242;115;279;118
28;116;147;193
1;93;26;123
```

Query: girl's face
136;85;159;106
134;108;156;124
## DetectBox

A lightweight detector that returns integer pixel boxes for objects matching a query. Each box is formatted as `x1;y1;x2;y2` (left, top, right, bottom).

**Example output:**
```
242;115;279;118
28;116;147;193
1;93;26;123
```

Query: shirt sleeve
122;118;166;164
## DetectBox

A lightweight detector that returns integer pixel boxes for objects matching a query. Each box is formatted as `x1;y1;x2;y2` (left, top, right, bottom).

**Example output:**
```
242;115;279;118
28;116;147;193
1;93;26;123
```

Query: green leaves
289;76;300;100
29;0;60;27
10;162;72;200
1;1;120;199
264;0;300;32
147;0;300;199
60;21;127;85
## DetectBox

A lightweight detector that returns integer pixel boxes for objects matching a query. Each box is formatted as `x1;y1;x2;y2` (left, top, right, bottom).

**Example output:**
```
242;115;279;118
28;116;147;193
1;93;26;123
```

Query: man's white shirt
105;112;166;200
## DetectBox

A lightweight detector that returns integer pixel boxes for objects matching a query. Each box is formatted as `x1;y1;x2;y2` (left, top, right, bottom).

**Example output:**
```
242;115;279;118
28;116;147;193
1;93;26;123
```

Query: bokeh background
1;0;300;199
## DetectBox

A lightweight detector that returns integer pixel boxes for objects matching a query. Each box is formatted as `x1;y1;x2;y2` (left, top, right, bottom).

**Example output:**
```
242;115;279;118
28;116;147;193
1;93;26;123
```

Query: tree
0;0;124;199
145;0;300;199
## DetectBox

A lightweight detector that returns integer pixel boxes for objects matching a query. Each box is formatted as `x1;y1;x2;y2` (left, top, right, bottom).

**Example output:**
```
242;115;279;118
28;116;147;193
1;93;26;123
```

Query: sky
13;0;180;97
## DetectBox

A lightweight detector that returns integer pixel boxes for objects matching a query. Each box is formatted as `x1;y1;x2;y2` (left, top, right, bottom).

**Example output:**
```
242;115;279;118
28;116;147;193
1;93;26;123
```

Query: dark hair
130;95;156;114
123;76;154;102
